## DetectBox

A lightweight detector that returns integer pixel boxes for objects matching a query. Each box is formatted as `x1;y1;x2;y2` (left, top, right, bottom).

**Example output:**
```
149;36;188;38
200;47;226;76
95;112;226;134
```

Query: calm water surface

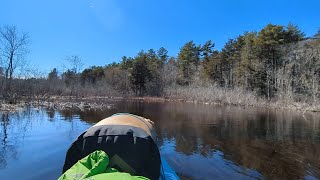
0;100;319;180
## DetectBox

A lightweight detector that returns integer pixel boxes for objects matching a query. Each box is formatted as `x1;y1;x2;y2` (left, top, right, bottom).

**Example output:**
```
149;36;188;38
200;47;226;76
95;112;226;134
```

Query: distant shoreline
1;95;319;113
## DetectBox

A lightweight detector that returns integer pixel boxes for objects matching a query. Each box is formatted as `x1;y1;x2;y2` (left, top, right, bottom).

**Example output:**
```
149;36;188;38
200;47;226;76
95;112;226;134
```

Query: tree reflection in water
55;100;320;179
0;113;9;169
0;109;35;169
0;100;319;179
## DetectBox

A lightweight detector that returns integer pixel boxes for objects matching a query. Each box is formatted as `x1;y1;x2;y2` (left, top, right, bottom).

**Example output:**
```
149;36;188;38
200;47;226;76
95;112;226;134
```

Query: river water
0;100;319;180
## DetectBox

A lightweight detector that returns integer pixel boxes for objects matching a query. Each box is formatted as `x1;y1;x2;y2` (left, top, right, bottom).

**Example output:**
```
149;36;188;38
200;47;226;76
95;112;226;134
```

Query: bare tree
66;55;84;74
0;25;29;98
62;56;84;96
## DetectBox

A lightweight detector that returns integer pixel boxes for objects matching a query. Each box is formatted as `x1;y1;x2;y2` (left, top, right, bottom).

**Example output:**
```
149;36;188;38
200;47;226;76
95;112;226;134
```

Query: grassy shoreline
1;92;320;113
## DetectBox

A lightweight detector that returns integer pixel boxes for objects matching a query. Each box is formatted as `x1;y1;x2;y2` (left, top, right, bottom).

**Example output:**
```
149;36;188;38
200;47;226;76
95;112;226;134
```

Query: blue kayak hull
161;156;179;180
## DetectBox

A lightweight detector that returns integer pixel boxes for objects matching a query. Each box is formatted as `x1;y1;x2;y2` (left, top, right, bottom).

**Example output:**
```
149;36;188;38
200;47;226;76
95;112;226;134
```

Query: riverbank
0;96;113;112
1;93;320;113
164;86;320;113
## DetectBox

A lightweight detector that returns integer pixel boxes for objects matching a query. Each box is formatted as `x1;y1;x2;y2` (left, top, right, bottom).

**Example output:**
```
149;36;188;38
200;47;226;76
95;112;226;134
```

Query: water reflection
52;100;320;179
160;139;263;179
0;113;10;169
0;108;91;180
151;103;320;179
0;100;319;180
0;109;37;170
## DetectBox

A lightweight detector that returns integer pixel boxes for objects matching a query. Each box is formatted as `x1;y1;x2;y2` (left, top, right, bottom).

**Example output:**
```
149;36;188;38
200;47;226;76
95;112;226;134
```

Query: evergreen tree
157;47;168;68
220;38;244;87
48;68;58;81
285;23;305;42
120;56;134;70
255;24;305;99
177;41;200;85
237;32;260;91
130;51;151;96
201;40;216;80
80;66;105;85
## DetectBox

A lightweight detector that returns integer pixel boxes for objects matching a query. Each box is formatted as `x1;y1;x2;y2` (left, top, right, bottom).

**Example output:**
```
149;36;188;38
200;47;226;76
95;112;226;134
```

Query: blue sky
0;0;319;73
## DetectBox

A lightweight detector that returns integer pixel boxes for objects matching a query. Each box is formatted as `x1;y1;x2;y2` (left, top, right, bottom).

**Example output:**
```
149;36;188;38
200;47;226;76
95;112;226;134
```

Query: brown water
0;100;319;180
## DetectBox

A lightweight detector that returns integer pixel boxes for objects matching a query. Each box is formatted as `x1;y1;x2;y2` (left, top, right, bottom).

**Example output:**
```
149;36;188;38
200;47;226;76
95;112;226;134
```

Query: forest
1;23;320;110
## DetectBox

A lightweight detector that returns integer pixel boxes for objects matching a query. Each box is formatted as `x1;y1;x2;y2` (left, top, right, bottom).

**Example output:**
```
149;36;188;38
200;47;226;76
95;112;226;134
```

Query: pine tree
177;41;200;85
130;51;151;96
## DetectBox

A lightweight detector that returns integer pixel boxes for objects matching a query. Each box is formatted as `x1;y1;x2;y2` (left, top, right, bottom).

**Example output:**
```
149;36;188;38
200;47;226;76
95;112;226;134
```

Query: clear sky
0;0;319;73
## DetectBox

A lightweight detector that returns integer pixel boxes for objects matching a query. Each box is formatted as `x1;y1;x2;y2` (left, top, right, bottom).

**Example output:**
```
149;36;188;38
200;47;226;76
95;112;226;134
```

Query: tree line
1;24;320;105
